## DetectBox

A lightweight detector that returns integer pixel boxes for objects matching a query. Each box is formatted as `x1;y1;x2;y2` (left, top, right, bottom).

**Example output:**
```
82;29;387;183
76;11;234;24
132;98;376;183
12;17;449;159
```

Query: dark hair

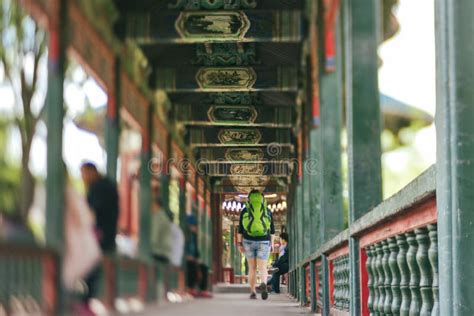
280;232;289;243
81;161;98;171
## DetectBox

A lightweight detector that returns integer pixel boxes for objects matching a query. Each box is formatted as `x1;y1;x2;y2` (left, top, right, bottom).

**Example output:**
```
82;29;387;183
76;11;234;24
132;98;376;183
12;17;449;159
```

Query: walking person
150;177;173;301
237;190;275;300
80;162;119;305
185;214;213;298
267;232;289;294
185;214;199;296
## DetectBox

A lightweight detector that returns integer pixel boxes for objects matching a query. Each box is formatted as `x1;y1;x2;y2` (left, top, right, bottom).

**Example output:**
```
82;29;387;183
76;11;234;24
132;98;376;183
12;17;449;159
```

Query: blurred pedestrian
150;177;173;301
185;214;212;298
80;162;119;307
267;232;289;294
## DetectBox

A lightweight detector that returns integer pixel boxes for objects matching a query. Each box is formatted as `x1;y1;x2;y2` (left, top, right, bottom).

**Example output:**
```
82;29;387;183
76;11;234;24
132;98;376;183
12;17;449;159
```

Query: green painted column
435;1;474;314
139;110;153;258
179;175;187;235
322;255;331;316
105;59;120;181
302;170;311;259
161;137;171;212
45;0;67;249
310;262;317;312
300;266;307;306
309;129;322;253
319;13;345;242
44;1;67;312
343;0;383;314
229;224;235;272
343;0;382;223
202;186;209;268
296;184;303;267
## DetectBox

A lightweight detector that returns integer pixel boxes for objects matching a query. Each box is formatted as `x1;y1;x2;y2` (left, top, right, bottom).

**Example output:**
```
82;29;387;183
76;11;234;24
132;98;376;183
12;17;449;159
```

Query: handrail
292;165;436;271
289;166;437;315
0;243;59;315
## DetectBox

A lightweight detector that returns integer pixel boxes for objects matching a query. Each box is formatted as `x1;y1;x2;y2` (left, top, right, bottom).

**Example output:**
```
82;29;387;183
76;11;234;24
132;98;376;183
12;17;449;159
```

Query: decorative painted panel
168;0;257;10
218;128;261;144
233;186;265;194
175;11;251;42
204;92;261;105
196;67;257;91
208;105;257;124
68;4;115;91
193;43;259;66
225;148;264;161
121;73;149;131
229;164;264;175
125;10;302;44
228;175;269;184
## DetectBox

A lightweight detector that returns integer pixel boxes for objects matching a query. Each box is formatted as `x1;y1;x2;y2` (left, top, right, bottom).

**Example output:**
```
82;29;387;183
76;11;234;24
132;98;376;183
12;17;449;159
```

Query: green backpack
242;194;271;237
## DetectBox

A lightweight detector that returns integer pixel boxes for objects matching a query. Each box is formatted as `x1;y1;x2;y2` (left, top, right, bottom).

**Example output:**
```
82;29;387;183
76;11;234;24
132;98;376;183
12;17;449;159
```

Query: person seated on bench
267;232;289;294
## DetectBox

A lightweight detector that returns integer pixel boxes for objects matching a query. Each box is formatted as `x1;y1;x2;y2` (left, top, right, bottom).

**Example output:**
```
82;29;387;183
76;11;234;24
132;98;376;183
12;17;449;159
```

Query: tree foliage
0;0;47;219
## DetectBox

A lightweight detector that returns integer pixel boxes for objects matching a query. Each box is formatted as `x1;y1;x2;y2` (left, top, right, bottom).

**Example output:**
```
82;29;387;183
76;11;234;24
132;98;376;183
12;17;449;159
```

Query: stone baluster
367;246;375;315
427;224;438;316
372;242;381;315
406;231;421;315
388;237;401;315
318;264;323;306
344;256;350;311
416;227;433;316
396;234;410;316
376;242;386;314
333;258;339;309
382;240;393;315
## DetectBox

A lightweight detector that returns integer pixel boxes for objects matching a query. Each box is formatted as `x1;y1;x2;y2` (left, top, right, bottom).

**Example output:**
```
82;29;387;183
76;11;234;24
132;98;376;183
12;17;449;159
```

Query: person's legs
82;265;101;303
198;263;209;291
186;259;198;290
271;271;281;293
257;259;268;288
247;258;257;294
255;240;271;299
242;240;258;295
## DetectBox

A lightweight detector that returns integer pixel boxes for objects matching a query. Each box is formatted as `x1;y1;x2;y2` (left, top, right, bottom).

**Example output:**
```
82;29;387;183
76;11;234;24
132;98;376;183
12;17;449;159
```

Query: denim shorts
243;239;271;260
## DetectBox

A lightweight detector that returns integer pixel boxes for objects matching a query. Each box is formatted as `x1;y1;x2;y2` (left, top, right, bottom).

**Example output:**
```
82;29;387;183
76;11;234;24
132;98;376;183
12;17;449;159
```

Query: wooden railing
290;166;436;315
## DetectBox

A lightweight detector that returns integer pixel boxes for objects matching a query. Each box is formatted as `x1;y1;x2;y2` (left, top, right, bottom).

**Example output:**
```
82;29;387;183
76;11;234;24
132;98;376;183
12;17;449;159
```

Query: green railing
289;167;437;315
0;247;166;315
364;224;438;315
0;244;58;315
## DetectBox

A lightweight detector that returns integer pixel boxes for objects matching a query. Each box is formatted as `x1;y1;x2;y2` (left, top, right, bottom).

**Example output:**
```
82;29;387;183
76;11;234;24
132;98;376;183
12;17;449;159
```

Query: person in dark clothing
267;232;289;294
81;162;119;252
80;162;119;303
237;190;275;300
185;214;212;298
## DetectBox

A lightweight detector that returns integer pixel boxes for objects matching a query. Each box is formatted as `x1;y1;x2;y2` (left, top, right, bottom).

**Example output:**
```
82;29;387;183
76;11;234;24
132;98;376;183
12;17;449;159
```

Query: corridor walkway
138;294;312;316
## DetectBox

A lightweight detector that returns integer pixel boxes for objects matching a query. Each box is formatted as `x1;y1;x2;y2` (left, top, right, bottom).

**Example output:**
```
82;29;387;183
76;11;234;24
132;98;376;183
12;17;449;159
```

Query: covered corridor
1;0;474;315
138;293;308;316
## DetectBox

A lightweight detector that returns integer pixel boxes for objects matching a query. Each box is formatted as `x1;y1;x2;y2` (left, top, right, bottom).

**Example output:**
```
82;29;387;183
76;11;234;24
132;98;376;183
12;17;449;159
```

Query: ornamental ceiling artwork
113;0;306;194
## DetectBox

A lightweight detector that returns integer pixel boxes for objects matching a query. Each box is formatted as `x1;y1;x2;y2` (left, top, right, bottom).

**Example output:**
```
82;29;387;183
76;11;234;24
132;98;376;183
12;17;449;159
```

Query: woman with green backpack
237;190;275;300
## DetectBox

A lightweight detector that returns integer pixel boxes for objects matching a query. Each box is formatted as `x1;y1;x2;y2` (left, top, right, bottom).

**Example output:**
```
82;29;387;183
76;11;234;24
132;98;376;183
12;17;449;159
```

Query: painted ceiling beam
114;0;304;11
141;42;302;67
198;147;293;161
168;92;298;106
188;126;293;148
118;10;302;44
152;66;298;92
174;103;294;127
